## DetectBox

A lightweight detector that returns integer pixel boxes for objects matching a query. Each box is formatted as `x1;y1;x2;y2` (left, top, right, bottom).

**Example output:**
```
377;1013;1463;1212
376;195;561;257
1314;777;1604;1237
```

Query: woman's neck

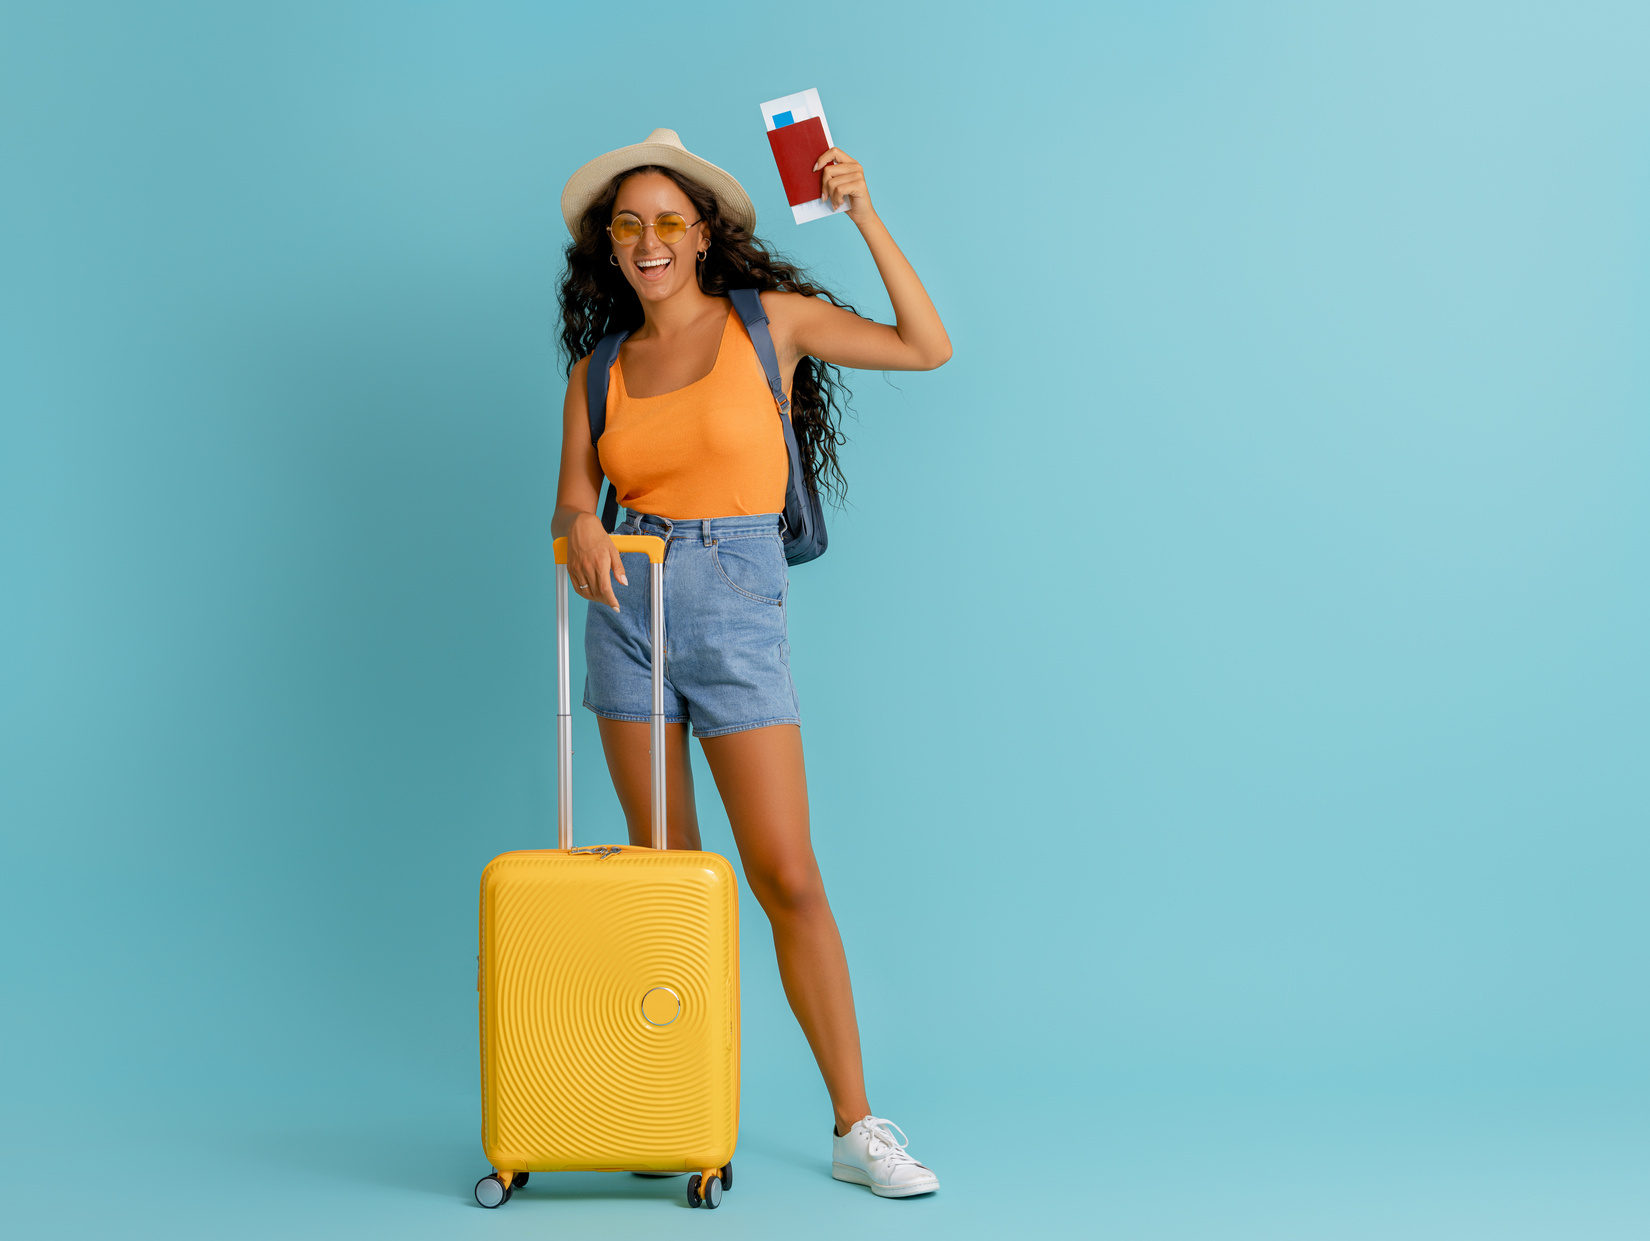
635;285;722;340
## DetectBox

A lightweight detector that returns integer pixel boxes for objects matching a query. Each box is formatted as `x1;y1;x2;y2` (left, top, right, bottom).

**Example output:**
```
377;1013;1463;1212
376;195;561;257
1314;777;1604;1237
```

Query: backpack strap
585;329;630;533
727;289;790;419
729;288;826;564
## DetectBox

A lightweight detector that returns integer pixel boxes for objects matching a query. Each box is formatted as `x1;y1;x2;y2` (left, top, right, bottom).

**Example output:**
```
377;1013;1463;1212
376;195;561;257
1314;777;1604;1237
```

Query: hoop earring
609;254;619;266
696;250;707;261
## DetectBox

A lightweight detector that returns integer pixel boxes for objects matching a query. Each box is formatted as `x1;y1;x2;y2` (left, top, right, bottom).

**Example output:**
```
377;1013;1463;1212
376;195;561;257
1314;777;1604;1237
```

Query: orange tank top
597;305;789;520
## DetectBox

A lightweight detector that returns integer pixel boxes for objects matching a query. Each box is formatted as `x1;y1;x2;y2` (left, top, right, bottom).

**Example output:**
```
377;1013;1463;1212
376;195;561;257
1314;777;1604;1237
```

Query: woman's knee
746;855;826;918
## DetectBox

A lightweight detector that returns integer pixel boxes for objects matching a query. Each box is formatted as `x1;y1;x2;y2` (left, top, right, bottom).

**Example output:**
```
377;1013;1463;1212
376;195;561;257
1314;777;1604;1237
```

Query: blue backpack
584;288;828;566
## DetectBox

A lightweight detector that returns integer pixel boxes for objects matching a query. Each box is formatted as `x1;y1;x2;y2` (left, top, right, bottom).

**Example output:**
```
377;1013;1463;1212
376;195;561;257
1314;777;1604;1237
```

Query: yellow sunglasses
607;211;701;246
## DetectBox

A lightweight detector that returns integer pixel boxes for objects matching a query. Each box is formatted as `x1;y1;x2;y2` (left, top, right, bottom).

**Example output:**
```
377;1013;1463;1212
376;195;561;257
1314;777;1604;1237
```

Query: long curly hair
559;165;854;503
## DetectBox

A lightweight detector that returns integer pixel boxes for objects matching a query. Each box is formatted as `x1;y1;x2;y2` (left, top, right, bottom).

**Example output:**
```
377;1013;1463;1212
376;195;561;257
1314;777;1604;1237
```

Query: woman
553;128;950;1198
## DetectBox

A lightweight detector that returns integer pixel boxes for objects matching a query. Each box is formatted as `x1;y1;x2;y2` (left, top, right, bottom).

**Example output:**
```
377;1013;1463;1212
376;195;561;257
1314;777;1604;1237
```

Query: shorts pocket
711;535;786;605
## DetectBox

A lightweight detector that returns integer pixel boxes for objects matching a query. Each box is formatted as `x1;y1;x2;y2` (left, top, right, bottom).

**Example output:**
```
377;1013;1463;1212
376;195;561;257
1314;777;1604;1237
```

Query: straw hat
560;128;756;238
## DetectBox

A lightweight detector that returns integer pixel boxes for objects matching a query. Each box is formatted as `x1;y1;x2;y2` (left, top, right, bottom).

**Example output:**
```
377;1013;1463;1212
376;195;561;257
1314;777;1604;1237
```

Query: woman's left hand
813;148;876;220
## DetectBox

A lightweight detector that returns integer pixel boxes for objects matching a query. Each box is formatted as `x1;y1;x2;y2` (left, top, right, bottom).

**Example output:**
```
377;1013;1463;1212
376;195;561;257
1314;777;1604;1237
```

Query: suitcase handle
554;534;667;565
552;534;668;850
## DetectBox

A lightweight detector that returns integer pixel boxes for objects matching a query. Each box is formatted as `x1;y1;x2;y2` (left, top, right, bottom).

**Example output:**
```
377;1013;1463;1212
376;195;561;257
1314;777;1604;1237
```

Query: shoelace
859;1118;926;1168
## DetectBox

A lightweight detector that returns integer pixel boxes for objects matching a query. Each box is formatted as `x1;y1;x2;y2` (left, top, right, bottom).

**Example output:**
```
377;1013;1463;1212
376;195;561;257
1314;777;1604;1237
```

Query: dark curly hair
559;165;855;503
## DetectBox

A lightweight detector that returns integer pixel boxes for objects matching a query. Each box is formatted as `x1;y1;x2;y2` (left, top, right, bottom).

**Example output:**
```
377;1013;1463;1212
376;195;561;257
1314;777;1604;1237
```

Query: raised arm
766;147;951;376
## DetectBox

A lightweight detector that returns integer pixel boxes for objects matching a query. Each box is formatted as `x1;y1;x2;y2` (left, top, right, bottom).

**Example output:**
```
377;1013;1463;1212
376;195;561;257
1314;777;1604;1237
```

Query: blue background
3;2;1646;1237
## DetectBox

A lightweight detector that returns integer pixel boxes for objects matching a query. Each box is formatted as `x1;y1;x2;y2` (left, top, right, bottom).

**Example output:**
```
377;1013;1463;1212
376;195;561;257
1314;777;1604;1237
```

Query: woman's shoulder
753;289;834;339
565;354;592;410
754;289;811;316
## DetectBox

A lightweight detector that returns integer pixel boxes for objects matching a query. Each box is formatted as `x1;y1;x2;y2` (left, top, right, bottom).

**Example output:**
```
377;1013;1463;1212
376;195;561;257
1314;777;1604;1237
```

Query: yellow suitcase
475;535;740;1211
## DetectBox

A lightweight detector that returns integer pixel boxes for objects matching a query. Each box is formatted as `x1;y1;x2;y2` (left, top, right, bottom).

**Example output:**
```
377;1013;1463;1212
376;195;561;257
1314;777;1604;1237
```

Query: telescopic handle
552;534;668;850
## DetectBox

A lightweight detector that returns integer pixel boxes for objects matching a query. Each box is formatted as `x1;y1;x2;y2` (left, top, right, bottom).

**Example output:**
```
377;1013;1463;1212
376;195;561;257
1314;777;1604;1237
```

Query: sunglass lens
610;215;642;244
655;213;687;245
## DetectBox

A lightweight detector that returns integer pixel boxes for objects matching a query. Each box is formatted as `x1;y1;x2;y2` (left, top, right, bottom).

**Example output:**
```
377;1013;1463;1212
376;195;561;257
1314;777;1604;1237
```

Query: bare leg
699;724;871;1135
597;717;701;849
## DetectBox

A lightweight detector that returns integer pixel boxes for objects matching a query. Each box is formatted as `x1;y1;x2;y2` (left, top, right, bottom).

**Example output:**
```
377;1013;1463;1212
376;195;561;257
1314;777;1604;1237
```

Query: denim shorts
583;511;800;738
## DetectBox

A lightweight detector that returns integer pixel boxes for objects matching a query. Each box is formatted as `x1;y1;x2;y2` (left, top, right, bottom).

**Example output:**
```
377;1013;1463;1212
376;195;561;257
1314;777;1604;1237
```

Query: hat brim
560;139;755;237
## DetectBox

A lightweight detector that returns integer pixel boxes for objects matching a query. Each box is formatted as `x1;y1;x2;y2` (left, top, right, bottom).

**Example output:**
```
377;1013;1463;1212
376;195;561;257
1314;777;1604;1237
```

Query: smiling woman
565;152;865;507
547;127;950;1202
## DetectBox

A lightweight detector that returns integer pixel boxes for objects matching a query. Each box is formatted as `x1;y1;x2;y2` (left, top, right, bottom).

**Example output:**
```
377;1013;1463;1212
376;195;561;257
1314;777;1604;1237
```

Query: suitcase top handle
553;534;666;565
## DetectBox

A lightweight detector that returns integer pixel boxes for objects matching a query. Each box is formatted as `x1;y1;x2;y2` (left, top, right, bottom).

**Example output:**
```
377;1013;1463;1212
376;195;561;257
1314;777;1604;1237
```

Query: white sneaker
831;1116;940;1197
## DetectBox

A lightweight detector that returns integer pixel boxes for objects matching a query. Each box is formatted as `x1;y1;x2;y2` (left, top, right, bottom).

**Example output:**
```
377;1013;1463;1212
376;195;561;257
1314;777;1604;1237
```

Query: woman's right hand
565;510;626;611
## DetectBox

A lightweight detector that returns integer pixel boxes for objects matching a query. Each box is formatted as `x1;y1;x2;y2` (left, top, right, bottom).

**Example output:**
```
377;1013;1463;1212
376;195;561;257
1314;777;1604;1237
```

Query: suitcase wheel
513;1172;529;1188
719;1160;733;1192
687;1172;723;1209
474;1174;511;1209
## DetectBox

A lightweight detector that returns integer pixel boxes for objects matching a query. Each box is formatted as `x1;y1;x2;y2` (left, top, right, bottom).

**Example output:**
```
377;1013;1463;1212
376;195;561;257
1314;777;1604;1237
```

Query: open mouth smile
635;256;672;281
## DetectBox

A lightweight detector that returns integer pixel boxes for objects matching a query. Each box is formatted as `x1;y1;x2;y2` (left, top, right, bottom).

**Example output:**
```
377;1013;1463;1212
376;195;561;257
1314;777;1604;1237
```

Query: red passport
767;116;830;207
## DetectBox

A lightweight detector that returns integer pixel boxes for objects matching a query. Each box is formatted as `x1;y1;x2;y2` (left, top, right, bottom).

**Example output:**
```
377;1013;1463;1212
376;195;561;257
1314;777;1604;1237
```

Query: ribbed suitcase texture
478;847;740;1171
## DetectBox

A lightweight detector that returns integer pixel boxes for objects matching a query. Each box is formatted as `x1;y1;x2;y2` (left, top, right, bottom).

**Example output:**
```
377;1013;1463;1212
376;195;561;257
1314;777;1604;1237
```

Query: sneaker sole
832;1162;939;1198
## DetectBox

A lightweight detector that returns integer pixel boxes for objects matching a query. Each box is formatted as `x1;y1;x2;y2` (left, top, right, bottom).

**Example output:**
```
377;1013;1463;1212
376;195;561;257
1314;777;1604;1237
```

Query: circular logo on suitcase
641;986;681;1027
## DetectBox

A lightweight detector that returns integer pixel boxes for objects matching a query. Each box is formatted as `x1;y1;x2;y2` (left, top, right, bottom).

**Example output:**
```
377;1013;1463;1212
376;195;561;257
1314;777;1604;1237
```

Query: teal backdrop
2;2;1645;1237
